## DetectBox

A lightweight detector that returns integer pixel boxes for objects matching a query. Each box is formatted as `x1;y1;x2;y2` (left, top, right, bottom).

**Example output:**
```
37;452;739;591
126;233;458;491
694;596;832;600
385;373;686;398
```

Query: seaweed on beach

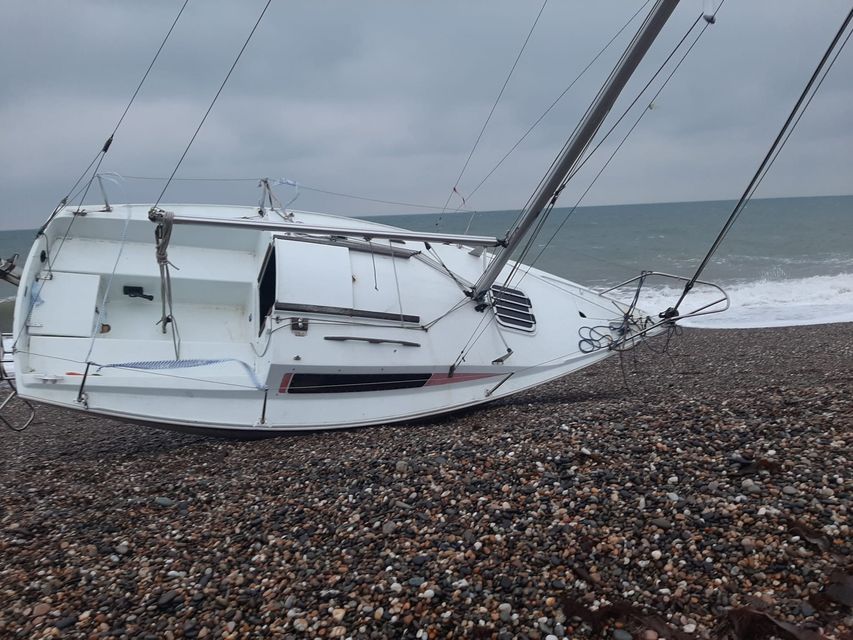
785;518;836;554
718;607;829;640
560;596;692;640
730;456;782;476
824;570;853;608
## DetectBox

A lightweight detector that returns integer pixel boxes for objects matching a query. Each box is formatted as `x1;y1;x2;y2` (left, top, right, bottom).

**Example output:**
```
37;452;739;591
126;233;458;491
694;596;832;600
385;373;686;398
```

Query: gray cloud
1;0;851;230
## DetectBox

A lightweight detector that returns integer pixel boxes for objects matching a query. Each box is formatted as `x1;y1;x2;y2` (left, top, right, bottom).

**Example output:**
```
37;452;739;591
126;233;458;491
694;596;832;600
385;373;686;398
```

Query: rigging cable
485;0;669;255
151;0;273;209
504;10;709;287
464;0;653;206
104;173;469;214
667;5;853;316
513;8;718;289
39;0;191;236
445;0;706;374
438;0;549;224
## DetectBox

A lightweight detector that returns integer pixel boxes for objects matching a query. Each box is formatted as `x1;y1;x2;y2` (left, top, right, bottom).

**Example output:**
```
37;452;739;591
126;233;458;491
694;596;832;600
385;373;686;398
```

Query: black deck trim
275;302;420;324
324;336;421;347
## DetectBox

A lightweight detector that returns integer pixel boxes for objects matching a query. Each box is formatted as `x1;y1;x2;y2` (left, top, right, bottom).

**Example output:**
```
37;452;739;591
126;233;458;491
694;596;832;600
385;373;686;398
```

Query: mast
470;0;680;299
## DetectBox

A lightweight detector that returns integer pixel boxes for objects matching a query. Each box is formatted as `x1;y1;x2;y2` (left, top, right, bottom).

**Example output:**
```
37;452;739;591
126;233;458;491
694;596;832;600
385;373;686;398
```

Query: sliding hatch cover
274;239;353;309
272;238;420;323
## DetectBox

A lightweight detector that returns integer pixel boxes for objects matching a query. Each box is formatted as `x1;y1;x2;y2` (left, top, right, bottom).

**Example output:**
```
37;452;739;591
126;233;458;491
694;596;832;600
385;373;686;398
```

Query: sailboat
1;0;733;435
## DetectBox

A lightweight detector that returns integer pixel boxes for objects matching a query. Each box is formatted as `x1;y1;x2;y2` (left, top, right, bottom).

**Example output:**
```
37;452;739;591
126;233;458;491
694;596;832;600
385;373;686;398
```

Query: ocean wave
610;273;853;329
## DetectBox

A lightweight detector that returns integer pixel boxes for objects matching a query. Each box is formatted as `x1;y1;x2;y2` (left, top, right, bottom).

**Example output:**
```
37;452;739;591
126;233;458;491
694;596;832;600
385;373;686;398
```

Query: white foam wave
617;273;853;329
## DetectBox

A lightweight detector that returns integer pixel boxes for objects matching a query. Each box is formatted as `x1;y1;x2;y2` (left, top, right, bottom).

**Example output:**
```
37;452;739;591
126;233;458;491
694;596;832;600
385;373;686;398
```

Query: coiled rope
152;210;181;358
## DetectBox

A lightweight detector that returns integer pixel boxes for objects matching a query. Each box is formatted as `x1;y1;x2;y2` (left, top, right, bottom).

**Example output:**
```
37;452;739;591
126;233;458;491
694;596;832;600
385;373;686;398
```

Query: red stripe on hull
424;372;496;387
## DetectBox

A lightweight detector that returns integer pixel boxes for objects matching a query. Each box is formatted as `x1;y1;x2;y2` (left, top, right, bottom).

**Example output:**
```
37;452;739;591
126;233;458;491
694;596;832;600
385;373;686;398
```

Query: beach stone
683;623;697;633
154;496;175;507
783;485;798;495
395;460;409;473
55;617;77;630
741;479;760;493
382;521;397;535
1;324;851;640
158;590;179;608
614;630;632;640
499;603;512;622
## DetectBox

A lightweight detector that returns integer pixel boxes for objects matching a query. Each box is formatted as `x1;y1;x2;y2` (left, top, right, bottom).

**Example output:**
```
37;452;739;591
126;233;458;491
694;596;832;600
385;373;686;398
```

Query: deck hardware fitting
485;372;515;397
76;362;92;408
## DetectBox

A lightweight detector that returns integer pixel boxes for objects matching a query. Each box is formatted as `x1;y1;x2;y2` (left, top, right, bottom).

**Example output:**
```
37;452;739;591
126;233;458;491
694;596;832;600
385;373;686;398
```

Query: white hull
11;204;657;435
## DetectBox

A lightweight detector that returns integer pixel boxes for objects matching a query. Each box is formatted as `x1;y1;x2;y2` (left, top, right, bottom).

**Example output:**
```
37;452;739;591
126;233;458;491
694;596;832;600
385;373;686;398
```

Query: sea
1;195;851;331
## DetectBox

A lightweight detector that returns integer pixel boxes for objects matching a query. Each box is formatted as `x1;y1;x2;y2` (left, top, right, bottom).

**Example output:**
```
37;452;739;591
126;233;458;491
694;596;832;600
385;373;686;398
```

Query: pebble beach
0;323;850;639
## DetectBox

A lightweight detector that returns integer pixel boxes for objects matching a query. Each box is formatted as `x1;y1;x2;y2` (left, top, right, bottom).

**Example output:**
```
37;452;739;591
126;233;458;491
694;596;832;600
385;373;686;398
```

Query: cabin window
257;243;276;335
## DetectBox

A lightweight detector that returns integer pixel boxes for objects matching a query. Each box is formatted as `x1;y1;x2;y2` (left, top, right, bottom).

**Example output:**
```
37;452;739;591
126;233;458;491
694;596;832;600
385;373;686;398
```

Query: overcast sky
1;1;851;230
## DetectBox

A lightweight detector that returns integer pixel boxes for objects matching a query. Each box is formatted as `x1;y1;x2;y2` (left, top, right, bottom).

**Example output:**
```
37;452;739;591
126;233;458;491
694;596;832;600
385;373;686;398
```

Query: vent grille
491;285;536;332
